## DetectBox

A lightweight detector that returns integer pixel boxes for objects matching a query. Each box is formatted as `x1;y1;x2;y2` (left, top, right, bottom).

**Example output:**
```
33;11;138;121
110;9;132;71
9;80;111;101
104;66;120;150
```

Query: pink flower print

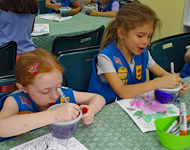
130;95;167;115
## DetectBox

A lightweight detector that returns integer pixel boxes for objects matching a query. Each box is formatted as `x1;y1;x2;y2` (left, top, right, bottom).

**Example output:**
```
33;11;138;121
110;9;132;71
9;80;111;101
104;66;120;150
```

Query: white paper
116;91;179;132
9;133;88;150
38;13;72;22
31;24;49;36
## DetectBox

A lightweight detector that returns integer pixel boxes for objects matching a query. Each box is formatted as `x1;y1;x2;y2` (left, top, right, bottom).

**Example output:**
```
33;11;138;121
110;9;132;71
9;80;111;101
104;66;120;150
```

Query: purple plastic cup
154;83;182;104
47;103;82;139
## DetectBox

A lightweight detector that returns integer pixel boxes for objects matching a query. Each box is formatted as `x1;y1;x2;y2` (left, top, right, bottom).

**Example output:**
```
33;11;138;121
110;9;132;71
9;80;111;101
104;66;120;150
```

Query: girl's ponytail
100;19;117;51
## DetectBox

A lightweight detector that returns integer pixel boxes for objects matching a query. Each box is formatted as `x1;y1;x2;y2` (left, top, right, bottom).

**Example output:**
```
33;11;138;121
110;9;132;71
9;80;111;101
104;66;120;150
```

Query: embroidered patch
60;97;70;103
19;95;33;110
136;65;142;80
122;79;128;85
114;56;123;65
117;67;127;79
18;111;33;114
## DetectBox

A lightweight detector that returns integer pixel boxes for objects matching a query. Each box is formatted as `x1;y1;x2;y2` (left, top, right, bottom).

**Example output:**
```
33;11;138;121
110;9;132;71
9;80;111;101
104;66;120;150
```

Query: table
32;11;114;53
1;77;190;150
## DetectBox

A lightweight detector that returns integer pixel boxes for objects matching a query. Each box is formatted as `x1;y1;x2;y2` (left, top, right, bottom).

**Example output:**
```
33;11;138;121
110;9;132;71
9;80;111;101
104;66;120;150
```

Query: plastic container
154;116;190;150
84;4;98;15
47;103;82;139
154;83;182;104
59;7;71;17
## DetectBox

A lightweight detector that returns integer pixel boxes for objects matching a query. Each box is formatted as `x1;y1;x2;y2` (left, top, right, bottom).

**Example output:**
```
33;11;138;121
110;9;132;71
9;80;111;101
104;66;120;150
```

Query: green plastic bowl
154;116;190;150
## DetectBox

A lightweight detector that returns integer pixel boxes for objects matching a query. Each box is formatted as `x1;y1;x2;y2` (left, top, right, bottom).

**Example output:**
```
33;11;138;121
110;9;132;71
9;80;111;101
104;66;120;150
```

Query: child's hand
179;82;190;95
88;10;99;16
80;105;94;125
52;103;80;122
84;0;91;5
53;3;62;11
69;9;78;15
155;73;182;89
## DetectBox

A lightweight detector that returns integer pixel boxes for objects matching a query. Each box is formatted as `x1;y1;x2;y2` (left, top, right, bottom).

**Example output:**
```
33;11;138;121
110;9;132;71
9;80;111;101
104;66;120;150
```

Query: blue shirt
180;63;190;78
0;9;37;54
48;0;74;13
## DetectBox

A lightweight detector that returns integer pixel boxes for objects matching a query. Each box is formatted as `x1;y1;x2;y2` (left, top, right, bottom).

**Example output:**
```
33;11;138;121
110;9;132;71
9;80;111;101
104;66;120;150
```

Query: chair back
148;33;190;80
0;41;17;98
57;46;100;92
52;25;105;56
38;0;50;14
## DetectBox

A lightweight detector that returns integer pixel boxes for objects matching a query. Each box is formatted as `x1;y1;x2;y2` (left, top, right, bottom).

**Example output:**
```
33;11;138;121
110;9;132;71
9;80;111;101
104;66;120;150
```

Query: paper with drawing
38;13;72;22
9;133;88;150
117;91;179;132
31;24;49;37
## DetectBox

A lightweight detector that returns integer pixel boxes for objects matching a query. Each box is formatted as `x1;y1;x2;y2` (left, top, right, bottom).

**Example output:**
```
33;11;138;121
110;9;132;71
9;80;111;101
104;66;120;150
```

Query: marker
57;88;88;116
77;107;88;117
171;62;174;74
57;88;69;103
171;122;190;135
180;102;187;136
82;107;88;114
167;114;190;133
166;116;179;133
52;0;57;3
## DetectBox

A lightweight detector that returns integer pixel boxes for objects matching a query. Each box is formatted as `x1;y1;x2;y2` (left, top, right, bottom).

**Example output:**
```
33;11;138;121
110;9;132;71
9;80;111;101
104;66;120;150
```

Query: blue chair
57;46;100;92
38;0;49;14
148;33;190;80
0;41;17;99
52;25;105;56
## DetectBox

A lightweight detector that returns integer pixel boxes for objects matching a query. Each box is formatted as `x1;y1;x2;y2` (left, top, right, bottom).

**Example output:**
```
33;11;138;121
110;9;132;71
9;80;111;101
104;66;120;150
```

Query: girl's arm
84;0;94;5
0;97;80;137
104;63;182;99
69;0;82;15
73;91;106;124
45;0;62;11
149;63;190;95
88;10;117;17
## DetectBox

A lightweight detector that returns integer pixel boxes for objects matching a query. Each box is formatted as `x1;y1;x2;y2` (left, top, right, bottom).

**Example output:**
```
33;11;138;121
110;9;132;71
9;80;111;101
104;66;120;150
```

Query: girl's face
24;70;62;109
98;0;110;4
119;22;154;56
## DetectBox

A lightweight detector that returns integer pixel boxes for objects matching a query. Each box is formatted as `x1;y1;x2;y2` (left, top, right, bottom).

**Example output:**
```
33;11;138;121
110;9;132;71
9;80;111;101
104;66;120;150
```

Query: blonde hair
100;0;162;50
15;49;64;87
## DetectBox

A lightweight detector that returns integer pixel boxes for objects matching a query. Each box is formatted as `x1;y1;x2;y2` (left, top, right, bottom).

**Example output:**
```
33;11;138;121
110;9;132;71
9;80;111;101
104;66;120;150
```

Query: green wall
139;0;186;41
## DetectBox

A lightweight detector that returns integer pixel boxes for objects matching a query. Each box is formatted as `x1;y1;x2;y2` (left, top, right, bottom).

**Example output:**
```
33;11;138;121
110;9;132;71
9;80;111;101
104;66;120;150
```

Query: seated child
45;0;82;15
84;0;119;17
87;1;190;105
180;46;190;78
0;48;106;142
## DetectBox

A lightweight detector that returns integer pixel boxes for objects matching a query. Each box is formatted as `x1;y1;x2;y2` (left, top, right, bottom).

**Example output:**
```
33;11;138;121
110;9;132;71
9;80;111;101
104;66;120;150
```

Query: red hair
15;49;64;87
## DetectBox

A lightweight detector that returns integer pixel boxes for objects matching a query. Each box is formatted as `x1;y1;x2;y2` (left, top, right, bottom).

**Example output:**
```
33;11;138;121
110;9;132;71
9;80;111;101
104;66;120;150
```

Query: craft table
32;11;114;53
1;77;190;150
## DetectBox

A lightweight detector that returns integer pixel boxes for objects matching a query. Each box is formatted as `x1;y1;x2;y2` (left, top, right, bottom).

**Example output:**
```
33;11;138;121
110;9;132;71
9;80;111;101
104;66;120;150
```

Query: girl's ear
16;83;28;93
117;27;125;39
